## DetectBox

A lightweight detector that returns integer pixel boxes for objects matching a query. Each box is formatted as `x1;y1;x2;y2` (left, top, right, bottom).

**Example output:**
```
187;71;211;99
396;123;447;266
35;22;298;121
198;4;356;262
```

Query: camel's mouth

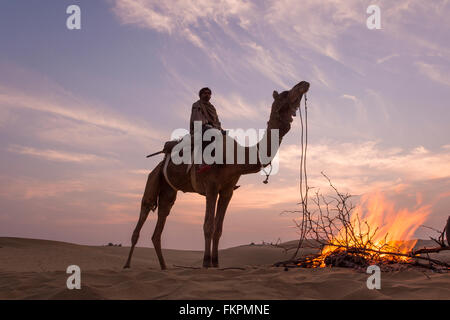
270;80;310;123
289;81;309;105
299;81;310;93
286;81;309;117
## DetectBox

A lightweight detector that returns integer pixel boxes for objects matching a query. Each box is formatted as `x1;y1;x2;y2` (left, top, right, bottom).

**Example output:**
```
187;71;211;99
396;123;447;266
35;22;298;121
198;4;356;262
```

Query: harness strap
163;155;178;191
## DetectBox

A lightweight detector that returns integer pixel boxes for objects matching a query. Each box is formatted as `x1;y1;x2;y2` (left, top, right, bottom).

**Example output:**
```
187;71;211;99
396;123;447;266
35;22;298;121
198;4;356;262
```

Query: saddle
160;137;206;195
159;131;239;194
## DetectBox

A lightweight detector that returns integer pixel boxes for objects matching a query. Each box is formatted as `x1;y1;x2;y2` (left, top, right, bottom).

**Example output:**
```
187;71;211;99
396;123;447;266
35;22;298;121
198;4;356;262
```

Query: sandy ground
0;237;449;300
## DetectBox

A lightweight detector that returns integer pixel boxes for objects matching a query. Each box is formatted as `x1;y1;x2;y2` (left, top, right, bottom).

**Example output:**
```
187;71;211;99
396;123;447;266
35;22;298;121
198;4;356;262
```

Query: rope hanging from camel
261;94;309;188
292;93;309;259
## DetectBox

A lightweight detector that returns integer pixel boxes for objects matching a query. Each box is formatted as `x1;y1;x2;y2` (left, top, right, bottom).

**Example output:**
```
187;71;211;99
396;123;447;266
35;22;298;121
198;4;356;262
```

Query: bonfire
276;174;450;272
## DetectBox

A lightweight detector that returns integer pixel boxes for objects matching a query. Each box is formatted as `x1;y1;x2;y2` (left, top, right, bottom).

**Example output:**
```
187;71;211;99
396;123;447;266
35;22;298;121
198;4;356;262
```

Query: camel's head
269;81;310;136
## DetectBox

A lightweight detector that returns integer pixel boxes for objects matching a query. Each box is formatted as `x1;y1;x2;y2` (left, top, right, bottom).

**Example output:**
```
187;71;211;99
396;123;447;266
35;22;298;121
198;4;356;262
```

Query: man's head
199;87;212;102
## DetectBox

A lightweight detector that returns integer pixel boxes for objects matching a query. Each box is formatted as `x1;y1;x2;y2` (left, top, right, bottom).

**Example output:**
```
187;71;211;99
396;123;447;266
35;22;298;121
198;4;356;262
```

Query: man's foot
197;164;211;173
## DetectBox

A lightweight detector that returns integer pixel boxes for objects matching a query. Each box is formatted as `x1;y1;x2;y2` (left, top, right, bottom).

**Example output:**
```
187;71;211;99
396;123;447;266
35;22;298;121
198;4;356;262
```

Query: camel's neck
234;116;289;175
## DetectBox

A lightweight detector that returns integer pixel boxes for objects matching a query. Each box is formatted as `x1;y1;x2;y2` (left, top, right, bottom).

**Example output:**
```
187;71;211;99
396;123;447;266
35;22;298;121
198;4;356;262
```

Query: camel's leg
211;189;233;268
123;166;163;269
152;184;177;270
123;202;152;268
203;189;219;268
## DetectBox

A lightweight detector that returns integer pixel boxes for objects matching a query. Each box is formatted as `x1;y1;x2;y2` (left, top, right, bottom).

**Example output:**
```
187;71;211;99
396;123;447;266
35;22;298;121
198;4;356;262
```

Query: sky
0;0;449;250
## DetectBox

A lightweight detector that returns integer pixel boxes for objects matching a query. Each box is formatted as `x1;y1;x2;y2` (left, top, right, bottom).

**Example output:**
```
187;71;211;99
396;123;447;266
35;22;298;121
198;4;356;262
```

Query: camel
124;80;310;270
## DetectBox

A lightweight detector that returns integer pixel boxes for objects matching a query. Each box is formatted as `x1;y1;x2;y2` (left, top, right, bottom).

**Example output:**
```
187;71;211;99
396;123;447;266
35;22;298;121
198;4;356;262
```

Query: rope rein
292;92;309;259
261;93;308;186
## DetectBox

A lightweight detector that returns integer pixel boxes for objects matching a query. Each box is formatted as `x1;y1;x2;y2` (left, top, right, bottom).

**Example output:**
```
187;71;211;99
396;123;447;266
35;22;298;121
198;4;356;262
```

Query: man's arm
209;104;222;130
190;102;204;134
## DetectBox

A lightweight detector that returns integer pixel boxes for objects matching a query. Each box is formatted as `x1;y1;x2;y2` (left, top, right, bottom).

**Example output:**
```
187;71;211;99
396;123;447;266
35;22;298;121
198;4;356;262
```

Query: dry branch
446;216;450;246
413;246;450;255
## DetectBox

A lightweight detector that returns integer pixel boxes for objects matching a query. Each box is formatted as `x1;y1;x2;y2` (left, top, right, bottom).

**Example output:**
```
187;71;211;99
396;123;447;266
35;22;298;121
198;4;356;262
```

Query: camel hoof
203;255;212;268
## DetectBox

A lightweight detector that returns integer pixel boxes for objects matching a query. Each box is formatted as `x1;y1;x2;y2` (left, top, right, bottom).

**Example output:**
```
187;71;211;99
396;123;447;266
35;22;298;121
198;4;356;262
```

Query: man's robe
189;100;222;135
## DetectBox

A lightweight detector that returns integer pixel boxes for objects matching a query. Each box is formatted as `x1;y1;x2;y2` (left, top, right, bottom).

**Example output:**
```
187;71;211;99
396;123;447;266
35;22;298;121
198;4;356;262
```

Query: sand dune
0;237;449;300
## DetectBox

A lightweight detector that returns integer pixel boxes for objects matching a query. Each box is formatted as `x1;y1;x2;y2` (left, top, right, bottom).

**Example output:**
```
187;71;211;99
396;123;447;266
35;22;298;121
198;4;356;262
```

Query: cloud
415;62;450;87
110;0;352;87
377;54;400;64
340;94;358;103
7;145;110;163
0;86;163;141
213;92;265;121
0;64;168;164
111;0;174;33
311;65;331;88
278;140;450;194
243;41;297;88
264;0;363;62
112;0;254;34
338;94;367;122
129;169;150;175
158;56;268;124
0;176;87;200
111;0;450;91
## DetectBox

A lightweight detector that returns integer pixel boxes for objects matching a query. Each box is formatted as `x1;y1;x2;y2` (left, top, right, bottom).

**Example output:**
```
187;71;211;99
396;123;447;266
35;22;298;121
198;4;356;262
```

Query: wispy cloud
264;0;363;62
278;140;450;193
110;0;346;87
340;94;358;103
213;92;265;122
377;54;400;64
8;145;109;163
112;0;254;34
128;169;150;175
338;93;367;122
0;176;87;200
111;0;450;93
243;41;298;88
158;56;267;124
0;86;163;141
112;0;174;33
415;62;450;87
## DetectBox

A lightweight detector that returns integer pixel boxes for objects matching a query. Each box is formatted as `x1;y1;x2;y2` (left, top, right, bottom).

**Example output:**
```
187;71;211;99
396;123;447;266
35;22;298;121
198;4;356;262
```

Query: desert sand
0;237;449;300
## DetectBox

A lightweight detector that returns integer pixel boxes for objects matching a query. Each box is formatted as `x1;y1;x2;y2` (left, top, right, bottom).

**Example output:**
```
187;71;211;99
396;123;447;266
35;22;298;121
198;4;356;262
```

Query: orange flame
317;191;432;267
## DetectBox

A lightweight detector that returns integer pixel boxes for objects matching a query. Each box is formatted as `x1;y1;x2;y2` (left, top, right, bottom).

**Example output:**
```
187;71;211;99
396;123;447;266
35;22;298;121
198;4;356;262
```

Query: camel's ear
272;91;279;99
